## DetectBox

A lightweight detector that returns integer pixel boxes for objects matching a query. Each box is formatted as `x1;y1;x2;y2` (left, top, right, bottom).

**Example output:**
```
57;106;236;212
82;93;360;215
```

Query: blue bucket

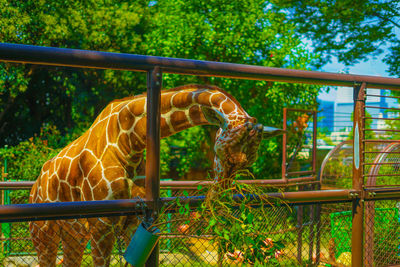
123;222;161;267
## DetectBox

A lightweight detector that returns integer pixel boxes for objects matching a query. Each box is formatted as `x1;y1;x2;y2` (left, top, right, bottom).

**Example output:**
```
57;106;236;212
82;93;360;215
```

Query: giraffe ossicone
29;84;283;266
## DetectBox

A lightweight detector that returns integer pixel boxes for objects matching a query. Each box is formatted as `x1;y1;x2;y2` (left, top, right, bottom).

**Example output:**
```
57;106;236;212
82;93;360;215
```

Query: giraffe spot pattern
170;110;190;132
29;84;261;267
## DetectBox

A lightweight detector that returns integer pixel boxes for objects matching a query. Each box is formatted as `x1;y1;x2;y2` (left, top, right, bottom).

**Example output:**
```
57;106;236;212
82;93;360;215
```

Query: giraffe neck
93;84;254;171
127;85;252;139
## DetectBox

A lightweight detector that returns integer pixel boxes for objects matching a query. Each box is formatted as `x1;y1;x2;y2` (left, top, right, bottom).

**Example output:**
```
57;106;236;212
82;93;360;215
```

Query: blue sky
318;28;399;102
318;53;393;102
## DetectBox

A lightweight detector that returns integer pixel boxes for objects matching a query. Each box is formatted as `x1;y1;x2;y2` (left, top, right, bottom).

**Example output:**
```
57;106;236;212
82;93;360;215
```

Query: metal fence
0;43;400;266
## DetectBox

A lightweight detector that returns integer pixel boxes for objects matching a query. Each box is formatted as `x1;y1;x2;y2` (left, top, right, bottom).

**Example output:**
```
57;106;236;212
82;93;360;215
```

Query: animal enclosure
0;43;400;266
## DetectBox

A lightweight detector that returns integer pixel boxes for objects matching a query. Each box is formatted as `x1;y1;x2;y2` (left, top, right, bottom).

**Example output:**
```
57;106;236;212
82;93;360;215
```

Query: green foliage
170;175;289;265
1;0;321;179
145;0;321;178
0;0;148;145
273;0;400;76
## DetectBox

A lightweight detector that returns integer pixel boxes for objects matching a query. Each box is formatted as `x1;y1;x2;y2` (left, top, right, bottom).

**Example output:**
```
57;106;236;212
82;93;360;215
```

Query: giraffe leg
89;217;120;267
60;219;90;267
30;220;61;267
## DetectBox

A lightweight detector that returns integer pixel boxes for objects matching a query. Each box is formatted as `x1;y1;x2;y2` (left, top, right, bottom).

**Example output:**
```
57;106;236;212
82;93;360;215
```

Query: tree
0;0;149;146
272;0;400;76
144;0;320;177
0;0;321;179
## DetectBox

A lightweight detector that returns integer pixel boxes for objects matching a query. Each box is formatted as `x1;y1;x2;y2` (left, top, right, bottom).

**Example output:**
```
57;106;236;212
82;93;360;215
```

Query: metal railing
1;43;400;266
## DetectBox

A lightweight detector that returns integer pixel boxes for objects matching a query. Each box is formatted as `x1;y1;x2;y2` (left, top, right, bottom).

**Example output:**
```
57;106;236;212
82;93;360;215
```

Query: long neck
156;86;251;137
105;85;252;159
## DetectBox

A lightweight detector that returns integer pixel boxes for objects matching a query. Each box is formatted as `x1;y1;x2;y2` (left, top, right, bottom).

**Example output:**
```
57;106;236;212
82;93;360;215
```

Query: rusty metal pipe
1;43;400;89
145;67;162;267
0;189;355;223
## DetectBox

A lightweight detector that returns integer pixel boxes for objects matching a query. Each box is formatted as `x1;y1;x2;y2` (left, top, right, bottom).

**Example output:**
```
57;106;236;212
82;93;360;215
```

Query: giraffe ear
201;106;227;129
263;126;286;139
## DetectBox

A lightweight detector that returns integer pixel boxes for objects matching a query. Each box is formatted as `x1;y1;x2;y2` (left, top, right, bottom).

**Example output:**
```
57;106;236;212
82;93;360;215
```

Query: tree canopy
5;0;395;179
273;0;400;76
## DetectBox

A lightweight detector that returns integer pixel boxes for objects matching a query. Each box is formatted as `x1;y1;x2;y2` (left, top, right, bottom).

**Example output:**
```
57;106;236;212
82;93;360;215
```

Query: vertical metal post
297;185;304;263
145;67;162;267
282;108;288;182
312;111;317;174
308;184;316;263
315;182;322;265
352;82;366;267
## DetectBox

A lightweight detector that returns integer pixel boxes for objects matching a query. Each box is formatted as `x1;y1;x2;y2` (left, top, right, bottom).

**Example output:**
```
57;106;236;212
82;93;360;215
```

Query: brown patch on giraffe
41;160;51;173
172;92;193;108
161;93;173;114
110;179;130;199
129;132;146;150
107;114;119;143
60;181;73;201
93;179;109;200
118;106;135;131
80;150;98;178
92;135;108;158
160;117;172;137
102;147;128;167
131;98;145;116
133;117;147;141
128;153;142;165
88;162;104;188
194;91;212;106
104;167;125;180
118;132;131;155
67;157;82;188
47;175;60;201
210;93;226;107
41;175;49;201
131;185;145;198
82;179;93;201
170;111;190;132
189;105;208;125
56;157;71;182
221;100;236;114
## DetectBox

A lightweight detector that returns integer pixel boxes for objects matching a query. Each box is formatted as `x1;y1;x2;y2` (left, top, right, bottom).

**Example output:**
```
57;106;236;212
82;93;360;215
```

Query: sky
318;28;400;102
318;53;393;102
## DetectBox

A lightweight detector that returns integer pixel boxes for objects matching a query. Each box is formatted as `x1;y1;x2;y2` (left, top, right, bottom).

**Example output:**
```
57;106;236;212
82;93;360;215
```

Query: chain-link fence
2;186;398;266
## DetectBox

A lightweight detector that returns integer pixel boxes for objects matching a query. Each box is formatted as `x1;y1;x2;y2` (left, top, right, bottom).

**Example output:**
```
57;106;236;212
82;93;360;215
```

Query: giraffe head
202;106;284;180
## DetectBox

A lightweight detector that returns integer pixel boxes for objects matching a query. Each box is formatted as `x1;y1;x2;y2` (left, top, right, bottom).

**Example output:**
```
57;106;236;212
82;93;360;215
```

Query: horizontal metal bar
0;177;318;191
363;174;400;177
365;94;400;99
363;162;399;165
365;105;400;111
0;189;354;223
364;128;400;132
362;117;400;121
363;151;400;154
363;117;400;121
286;170;315;176
363;140;400;143
364;187;400;200
161;189;355;206
364;184;400;188
1;43;400;89
0;199;145;222
0;181;35;190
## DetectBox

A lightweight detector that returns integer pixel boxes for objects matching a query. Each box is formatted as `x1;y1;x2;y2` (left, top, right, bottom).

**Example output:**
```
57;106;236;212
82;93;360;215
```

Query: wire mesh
1;188;400;267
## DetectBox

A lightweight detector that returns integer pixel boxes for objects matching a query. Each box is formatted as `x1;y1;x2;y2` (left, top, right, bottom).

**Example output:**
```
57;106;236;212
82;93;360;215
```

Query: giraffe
29;84;284;266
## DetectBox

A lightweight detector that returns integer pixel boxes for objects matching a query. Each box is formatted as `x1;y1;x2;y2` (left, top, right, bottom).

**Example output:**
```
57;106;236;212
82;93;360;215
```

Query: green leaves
196;179;287;264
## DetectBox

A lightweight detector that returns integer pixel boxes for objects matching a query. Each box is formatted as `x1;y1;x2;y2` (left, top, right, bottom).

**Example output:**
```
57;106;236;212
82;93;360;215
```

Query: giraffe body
29;84;283;266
